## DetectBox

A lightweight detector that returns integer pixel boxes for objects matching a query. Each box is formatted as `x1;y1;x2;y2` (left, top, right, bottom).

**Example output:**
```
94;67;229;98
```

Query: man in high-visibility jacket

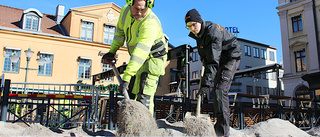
102;0;167;116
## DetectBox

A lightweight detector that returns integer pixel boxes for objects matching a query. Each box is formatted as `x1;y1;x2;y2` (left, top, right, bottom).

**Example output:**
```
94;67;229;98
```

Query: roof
190;37;278;50
237;38;277;50
235;63;282;76
0;5;64;36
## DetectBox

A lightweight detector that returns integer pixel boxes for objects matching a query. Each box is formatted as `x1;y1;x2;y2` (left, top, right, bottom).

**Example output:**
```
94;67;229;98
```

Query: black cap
185;9;202;24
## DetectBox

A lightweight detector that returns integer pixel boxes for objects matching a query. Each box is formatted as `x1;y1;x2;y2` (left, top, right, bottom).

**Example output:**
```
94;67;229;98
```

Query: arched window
22;8;43;31
295;86;309;99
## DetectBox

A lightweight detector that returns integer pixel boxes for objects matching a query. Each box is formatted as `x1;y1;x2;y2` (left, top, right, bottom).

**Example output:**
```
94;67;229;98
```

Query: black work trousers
212;58;240;136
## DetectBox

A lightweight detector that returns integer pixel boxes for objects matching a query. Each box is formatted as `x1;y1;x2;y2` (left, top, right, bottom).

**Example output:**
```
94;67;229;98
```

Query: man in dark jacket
185;9;242;137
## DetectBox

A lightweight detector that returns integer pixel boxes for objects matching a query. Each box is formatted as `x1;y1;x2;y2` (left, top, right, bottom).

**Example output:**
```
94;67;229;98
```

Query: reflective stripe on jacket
109;5;167;82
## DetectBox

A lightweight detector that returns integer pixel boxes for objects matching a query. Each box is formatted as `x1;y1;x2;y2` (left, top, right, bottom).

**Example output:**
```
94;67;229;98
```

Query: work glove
196;87;208;101
119;81;129;96
102;52;115;62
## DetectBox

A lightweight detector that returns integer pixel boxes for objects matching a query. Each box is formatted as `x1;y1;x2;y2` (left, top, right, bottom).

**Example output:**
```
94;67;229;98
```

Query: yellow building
0;3;174;95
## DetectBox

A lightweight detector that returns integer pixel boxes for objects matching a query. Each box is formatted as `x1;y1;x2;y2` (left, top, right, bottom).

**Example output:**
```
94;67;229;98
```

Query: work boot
136;94;151;109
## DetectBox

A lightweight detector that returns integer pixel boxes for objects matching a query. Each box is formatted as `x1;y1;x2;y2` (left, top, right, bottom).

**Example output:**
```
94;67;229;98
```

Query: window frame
102;62;114;82
192;70;199;79
253;47;259;58
22;9;43;31
3;48;21;73
261;49;266;59
81;20;94;41
103;24;116;44
78;58;92;79
191;52;199;62
37;52;53;76
246;85;253;95
269;51;275;61
255;86;262;95
292;15;303;32
244;45;251;56
295;49;307;72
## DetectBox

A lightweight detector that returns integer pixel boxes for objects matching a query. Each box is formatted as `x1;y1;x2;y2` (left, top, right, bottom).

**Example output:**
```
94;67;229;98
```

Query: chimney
56;5;65;24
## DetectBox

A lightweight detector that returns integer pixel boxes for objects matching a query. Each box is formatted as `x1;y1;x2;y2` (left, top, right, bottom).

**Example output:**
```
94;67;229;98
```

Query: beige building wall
62;3;121;42
0;2;174;95
0;28;129;85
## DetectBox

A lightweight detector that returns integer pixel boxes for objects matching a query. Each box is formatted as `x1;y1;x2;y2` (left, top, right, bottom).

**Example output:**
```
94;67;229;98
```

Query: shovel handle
196;95;202;117
195;65;205;117
104;59;130;99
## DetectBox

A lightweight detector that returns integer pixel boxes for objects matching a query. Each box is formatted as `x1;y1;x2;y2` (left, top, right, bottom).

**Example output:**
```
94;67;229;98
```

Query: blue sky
1;0;282;63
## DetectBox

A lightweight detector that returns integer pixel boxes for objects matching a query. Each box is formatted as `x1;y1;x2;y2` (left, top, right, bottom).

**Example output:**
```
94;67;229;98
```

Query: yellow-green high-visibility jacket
109;5;168;82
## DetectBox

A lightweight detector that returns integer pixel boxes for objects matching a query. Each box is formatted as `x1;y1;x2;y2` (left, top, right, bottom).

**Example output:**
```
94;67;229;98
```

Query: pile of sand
307;126;320;136
0;122;61;137
183;116;215;136
242;118;311;137
116;99;158;136
1;117;320;137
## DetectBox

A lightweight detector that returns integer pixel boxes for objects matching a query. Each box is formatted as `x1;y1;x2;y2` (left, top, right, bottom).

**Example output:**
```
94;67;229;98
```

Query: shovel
104;59;130;99
185;65;210;118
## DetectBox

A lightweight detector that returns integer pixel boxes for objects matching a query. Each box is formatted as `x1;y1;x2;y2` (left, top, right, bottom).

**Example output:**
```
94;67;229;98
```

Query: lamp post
10;48;45;94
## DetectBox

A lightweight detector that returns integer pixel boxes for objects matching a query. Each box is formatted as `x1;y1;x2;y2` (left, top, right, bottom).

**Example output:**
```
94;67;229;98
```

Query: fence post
108;88;115;131
1;79;11;122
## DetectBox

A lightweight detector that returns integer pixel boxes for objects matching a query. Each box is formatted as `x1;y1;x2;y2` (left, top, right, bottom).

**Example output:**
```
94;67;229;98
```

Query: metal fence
0;80;101;130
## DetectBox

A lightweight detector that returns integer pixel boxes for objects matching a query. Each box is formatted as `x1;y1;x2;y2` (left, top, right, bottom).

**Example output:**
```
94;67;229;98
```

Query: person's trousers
212;59;240;136
131;63;160;116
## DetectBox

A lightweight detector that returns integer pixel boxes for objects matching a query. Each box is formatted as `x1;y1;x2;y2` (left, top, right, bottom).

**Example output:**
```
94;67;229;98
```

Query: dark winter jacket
189;21;242;87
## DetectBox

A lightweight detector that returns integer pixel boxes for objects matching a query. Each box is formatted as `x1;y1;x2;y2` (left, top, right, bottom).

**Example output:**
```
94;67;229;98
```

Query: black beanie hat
185;9;202;24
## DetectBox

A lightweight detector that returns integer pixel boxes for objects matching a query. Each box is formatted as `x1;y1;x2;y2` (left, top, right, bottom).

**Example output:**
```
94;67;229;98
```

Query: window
295;49;306;72
246;85;253;95
22;9;42;31
253;47;259;58
269;51;275;61
290;0;297;2
261;72;267;79
3;49;21;73
104;25;115;44
261;49;266;59
292;15;303;32
245;66;252;69
25;15;39;31
255;86;262;95
102;63;113;81
263;87;269;95
244;45;251;56
78;58;91;79
192;71;199;79
81;21;94;41
270;88;276;95
192;52;199;62
38;53;53;76
270;72;277;80
170;69;177;82
193;89;199;100
255;72;261;79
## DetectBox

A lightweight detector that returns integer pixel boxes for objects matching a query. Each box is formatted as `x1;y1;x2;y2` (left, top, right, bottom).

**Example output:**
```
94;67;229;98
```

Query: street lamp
10;48;45;94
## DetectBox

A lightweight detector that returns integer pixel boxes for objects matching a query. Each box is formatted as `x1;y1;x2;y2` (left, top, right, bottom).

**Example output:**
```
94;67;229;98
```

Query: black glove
119;81;129;95
102;52;115;62
197;87;208;100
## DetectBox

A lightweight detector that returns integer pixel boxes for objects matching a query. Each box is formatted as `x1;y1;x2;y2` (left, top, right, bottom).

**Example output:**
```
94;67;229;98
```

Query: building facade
188;38;282;99
0;3;174;96
277;0;320;99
